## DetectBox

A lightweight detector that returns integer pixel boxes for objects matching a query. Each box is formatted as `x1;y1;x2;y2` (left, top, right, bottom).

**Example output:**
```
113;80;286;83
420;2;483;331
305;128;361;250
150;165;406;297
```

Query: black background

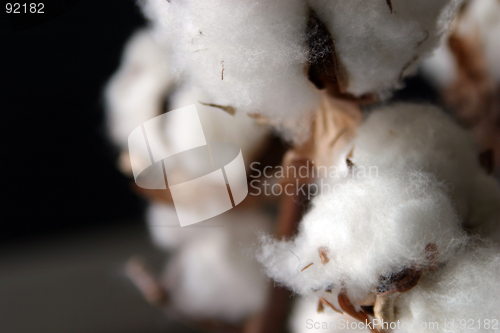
1;0;146;241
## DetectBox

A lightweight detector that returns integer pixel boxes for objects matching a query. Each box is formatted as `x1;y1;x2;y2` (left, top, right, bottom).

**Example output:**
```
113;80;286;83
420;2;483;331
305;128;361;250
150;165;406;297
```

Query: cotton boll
148;82;271;203
334;103;500;241
308;0;463;98
290;297;369;333
139;0;321;140
259;171;467;304
139;0;464;140
162;210;272;323
105;28;173;152
394;243;500;333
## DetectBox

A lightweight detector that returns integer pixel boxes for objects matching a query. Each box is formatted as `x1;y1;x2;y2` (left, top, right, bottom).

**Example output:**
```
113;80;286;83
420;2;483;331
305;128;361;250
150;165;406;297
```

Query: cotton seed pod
258;171;467;303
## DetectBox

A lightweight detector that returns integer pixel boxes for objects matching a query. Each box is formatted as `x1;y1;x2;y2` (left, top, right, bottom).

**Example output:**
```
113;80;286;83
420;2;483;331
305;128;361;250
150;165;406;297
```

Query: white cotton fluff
394;243;500;333
468;173;500;242
137;85;273;321
105;28;173;151
258;104;500;306
161;209;272;324
308;0;463;98
289;297;368;333
105;28;272;249
259;171;467;303
337;104;500;238
139;0;320;140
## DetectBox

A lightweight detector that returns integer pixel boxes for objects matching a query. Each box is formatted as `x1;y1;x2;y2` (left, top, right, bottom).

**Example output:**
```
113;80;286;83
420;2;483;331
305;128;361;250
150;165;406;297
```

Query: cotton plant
104;0;500;332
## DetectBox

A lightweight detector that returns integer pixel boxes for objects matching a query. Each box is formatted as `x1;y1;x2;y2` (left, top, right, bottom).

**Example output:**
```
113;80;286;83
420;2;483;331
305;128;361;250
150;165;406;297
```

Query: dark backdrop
1;1;146;241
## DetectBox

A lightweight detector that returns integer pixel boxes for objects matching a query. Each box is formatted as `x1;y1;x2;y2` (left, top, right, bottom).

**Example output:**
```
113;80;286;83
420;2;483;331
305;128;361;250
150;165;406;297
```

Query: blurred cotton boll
161;209;273;323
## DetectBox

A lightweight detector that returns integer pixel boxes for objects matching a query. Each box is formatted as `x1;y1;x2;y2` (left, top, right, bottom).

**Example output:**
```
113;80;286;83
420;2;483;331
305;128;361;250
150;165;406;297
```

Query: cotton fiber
259;170;467;301
336;104;500;238
144;83;271;248
288;244;500;333
164;83;271;177
105;25;275;323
